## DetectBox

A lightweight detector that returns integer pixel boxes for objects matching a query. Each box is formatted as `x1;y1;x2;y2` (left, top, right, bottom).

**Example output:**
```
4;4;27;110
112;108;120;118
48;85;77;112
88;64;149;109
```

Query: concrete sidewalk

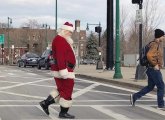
75;65;165;89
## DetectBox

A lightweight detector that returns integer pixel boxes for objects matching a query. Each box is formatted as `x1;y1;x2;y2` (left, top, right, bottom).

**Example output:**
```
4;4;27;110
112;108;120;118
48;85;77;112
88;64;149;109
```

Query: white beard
65;37;73;45
58;29;73;45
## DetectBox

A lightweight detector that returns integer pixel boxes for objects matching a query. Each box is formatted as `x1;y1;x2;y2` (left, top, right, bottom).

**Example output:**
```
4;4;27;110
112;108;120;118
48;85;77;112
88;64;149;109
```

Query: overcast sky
0;0;165;31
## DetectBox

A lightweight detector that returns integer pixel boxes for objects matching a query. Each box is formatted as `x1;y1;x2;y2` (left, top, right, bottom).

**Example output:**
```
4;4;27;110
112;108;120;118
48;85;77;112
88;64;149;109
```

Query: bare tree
0;23;8;28
126;0;164;54
21;19;42;29
120;6;129;61
143;0;164;44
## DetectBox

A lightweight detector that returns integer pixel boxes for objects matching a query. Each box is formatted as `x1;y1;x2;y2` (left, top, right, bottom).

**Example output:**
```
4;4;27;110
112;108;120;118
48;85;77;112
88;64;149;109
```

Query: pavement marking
0;100;41;102
0;78;52;90
49;107;60;120
26;73;37;75
92;106;132;120
89;90;130;96
73;83;100;98
1;75;47;79
76;78;160;100
30;84;55;88
0;76;5;77
0;99;156;103
7;73;15;76
21;119;51;120
74;99;156;102
0;68;163;119
0;80;22;84
0;90;45;99
36;105;60;120
0;104;157;107
138;105;165;116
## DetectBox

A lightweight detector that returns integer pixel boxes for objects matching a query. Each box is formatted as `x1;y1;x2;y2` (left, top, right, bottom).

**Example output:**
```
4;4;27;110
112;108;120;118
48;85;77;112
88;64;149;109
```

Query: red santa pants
55;78;74;100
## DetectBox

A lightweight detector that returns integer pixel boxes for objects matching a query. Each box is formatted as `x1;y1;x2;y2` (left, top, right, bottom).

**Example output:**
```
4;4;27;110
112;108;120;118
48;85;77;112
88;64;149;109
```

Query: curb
75;74;146;90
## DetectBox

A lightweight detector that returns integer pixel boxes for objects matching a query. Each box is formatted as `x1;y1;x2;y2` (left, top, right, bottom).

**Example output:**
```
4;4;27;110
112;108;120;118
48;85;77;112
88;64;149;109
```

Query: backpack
139;41;154;66
139;44;150;66
139;41;159;66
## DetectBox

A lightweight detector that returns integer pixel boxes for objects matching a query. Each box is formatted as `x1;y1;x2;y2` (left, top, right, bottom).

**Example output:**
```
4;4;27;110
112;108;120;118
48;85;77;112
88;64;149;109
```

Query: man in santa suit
39;22;76;119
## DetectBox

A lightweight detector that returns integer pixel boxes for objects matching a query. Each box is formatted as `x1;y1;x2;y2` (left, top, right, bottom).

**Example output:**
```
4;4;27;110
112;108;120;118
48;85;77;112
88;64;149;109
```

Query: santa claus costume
39;22;76;119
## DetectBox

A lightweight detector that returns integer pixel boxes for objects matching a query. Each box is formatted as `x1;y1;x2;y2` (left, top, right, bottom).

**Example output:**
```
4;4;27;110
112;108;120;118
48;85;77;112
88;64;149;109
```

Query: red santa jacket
51;35;76;79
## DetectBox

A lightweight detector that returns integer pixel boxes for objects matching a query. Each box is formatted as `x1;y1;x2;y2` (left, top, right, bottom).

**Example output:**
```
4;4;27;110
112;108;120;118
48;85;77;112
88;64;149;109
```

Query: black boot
59;106;75;119
39;95;55;115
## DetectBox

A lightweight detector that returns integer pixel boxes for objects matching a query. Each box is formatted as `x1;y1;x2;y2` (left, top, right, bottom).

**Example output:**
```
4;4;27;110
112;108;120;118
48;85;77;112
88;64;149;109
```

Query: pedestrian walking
130;29;165;109
39;22;76;119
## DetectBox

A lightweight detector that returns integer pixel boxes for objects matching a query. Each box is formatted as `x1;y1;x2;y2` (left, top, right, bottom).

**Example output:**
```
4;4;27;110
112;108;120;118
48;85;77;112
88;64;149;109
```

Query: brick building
0;28;86;64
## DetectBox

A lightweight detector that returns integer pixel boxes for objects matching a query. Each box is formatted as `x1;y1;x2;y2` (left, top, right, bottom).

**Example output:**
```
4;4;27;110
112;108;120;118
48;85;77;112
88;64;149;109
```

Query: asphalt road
0;66;165;120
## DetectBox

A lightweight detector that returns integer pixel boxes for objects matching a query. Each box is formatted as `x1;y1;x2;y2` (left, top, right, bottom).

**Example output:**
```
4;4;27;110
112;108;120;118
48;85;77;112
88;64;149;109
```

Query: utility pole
106;0;114;70
43;24;50;49
7;17;12;65
113;0;123;79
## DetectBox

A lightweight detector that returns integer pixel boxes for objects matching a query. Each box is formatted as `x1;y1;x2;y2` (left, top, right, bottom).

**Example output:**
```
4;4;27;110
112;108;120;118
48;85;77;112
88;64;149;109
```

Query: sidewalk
75;65;165;89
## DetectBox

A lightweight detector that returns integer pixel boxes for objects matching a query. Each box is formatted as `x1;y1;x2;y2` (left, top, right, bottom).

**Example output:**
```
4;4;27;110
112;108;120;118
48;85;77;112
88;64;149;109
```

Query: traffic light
132;0;143;4
1;44;4;52
1;44;4;48
95;26;102;33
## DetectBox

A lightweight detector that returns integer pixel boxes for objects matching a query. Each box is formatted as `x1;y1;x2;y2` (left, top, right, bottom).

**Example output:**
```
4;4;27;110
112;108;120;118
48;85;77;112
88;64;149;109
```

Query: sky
0;0;165;31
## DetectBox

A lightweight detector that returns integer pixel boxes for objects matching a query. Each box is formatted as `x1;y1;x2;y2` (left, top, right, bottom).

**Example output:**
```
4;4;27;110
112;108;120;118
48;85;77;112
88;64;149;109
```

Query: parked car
80;59;96;65
37;49;53;70
17;52;39;67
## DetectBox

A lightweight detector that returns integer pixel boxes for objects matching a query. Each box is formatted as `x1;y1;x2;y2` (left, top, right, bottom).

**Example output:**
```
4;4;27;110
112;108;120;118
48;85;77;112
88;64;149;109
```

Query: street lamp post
113;0;123;79
86;22;103;70
55;0;58;31
43;24;50;49
11;45;14;65
75;20;80;68
7;17;12;65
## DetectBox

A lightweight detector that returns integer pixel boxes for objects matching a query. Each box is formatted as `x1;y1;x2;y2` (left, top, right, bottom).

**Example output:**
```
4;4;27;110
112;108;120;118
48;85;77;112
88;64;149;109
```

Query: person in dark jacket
130;29;165;110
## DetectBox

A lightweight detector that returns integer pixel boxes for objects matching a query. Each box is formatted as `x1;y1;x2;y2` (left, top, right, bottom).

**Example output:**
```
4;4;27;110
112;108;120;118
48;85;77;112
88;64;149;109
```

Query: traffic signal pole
132;0;146;80
86;23;103;70
1;44;4;65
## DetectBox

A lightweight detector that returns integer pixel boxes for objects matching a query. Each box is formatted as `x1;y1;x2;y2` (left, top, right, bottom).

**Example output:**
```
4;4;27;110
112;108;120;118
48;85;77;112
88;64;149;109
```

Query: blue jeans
134;67;164;107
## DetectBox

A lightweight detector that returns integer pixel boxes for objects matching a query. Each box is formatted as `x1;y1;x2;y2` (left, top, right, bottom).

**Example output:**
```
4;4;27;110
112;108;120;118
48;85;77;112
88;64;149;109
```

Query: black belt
67;62;75;69
52;59;75;69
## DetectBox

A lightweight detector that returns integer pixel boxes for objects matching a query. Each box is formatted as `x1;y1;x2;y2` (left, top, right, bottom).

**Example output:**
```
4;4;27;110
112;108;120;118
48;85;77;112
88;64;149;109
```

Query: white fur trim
50;89;60;103
51;71;75;79
59;98;72;108
59;68;68;76
55;96;60;103
59;68;69;79
61;25;74;32
50;89;59;98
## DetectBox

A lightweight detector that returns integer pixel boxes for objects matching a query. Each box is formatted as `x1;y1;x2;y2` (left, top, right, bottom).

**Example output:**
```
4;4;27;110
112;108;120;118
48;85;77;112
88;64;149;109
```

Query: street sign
136;9;142;24
0;34;4;44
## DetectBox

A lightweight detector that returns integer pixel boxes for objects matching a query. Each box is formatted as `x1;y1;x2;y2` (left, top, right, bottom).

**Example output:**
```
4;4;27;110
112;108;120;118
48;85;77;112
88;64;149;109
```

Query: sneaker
157;107;165;111
130;94;135;106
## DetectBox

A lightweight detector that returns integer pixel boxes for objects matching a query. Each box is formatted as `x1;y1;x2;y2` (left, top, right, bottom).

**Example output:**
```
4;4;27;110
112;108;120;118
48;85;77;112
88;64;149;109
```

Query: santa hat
155;29;165;38
61;22;74;32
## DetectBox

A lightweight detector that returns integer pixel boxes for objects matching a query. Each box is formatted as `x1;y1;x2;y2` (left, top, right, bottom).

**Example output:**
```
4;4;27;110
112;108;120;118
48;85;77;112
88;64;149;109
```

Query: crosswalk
0;66;165;120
